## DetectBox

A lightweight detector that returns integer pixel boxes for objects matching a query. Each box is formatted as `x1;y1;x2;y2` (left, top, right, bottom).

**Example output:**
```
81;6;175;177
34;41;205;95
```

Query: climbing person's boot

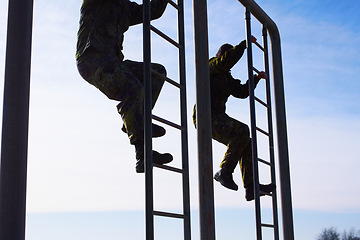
134;140;173;173
214;168;238;191
215;155;239;191
121;123;166;138
117;103;166;138
244;182;276;201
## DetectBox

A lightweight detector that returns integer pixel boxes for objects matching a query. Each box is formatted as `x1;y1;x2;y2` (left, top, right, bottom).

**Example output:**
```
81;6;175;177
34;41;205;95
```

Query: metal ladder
244;6;280;240
143;0;191;239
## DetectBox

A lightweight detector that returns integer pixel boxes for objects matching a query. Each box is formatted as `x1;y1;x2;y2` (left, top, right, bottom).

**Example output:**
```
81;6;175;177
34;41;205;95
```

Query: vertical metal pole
178;0;191;239
0;0;34;239
143;0;154;239
245;7;262;240
262;25;279;240
268;28;295;240
193;0;216;239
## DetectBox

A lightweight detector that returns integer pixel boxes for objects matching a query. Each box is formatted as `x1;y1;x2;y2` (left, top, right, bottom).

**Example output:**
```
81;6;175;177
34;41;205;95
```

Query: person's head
216;43;233;58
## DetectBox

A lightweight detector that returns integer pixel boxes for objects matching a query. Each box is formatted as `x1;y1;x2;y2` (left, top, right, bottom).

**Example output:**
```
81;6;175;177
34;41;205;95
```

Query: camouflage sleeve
209;40;247;73
150;0;168;20
129;0;168;26
230;75;261;99
81;0;100;6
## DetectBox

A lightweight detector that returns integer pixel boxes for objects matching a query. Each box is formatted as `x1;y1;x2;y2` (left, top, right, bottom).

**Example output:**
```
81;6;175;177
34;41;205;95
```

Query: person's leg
97;59;145;144
239;140;253;187
77;50;172;172
77;50;145;144
120;60;166;137
119;60;171;172
123;60;166;109
240;140;276;201
211;113;250;191
212;114;250;172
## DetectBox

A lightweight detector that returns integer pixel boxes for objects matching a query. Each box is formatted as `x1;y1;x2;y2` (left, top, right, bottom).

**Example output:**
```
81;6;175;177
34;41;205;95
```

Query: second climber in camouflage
193;36;275;201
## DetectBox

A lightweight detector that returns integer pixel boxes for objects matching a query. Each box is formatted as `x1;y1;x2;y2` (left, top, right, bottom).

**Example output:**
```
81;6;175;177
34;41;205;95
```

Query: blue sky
1;0;360;239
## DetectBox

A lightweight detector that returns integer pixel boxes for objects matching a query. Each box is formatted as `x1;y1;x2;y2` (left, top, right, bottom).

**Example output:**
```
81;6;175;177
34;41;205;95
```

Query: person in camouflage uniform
193;37;275;201
76;0;172;173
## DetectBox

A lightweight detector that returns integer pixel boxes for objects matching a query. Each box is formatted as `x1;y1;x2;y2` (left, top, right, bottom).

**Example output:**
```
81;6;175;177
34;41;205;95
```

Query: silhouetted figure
76;0;172;173
193;37;275;201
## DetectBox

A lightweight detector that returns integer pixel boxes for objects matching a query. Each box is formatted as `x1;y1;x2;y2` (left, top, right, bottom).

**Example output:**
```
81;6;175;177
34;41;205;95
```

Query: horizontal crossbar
154;211;185;219
153;163;184;173
151;69;182;89
150;25;181;48
152;114;182;130
165;0;179;10
254;41;266;52
256;126;269;136
261;223;275;228
258;157;272;166
255;96;268;108
259;191;272;197
253;66;260;74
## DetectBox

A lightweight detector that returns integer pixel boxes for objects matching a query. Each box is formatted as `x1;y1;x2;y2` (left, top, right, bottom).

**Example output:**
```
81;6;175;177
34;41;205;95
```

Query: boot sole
136;154;173;173
122;125;166;138
245;183;276;201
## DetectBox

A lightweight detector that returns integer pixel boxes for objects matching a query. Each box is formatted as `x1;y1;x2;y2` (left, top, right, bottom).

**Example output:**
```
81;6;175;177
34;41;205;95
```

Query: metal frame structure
245;6;279;240
192;0;216;240
143;0;191;239
193;0;294;239
238;1;294;239
1;0;293;239
0;0;34;240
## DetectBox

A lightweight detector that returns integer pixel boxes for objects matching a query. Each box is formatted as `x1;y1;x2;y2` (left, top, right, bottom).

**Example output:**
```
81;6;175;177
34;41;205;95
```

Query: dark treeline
317;227;360;240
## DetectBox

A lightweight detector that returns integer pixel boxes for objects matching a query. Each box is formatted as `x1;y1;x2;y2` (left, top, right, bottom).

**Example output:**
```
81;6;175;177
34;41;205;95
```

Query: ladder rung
152;114;182;130
258;157;272;166
253;41;266;52
256;127;269;136
261;223;275;228
151;69;182;89
150;25;181;49
260;190;272;197
254;96;268;108
153;163;184;173
253;66;260;74
154;210;185;219
165;0;179;10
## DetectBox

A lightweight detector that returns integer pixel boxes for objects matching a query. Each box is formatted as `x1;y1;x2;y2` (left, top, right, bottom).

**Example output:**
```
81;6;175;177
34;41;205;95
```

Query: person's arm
231;71;267;98
150;0;168;20
209;40;247;73
81;0;100;6
129;0;168;26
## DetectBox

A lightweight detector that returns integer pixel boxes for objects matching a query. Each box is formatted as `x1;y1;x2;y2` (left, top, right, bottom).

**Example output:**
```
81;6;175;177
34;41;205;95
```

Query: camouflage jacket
209;40;260;115
76;0;167;61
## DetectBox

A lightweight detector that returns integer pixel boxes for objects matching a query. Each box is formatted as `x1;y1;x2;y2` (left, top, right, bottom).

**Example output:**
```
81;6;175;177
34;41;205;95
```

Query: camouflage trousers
77;47;166;144
193;107;253;186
